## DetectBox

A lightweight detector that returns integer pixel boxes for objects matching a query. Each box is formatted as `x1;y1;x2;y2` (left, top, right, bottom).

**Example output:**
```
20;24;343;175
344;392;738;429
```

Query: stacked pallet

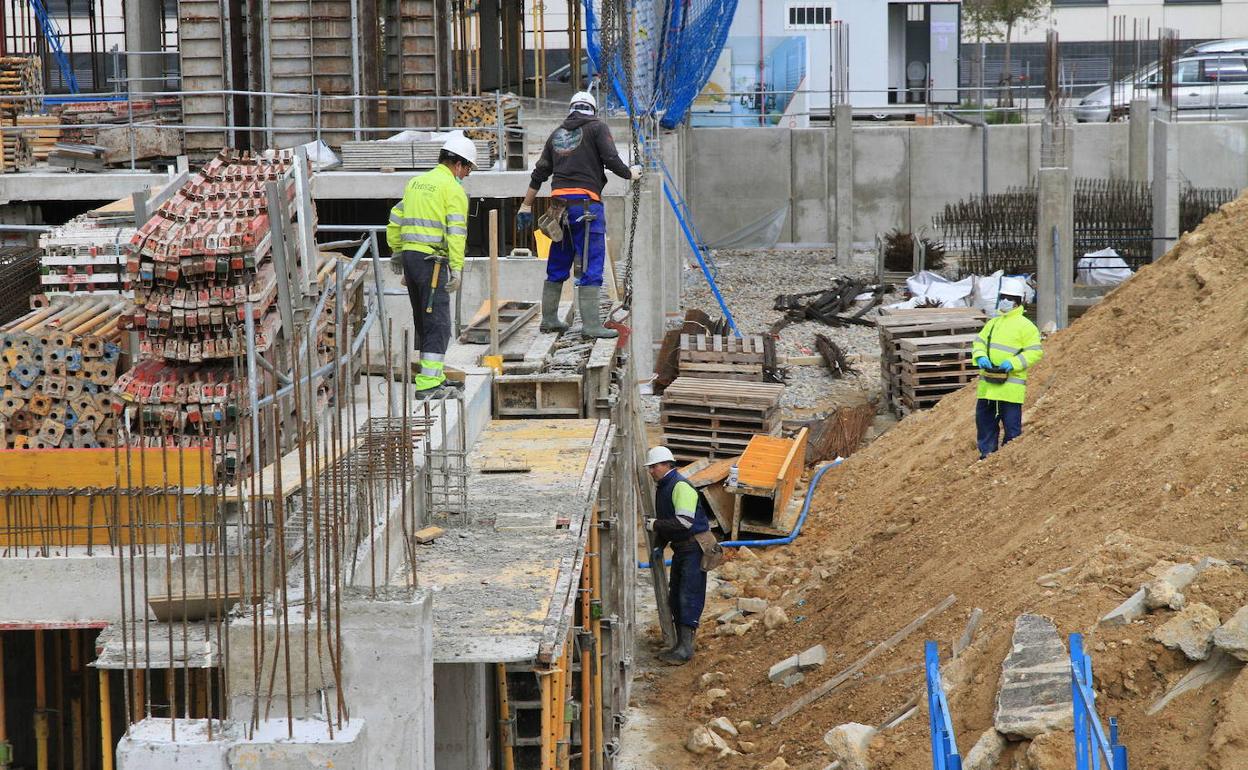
39;217;135;296
660;377;784;460
0;297;126;449
677;333;775;382
123;148;296;363
0;56;42;115
339;137;493;171
876;307;985;416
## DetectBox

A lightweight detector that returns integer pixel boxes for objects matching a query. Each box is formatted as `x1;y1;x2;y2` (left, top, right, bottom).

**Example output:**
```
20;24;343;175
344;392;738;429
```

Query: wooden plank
770;594;958;725
414;525;446;544
0;446;213;490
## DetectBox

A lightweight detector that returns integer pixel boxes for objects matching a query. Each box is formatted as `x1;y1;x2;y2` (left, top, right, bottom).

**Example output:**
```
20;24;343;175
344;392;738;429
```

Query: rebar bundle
936;179;1239;277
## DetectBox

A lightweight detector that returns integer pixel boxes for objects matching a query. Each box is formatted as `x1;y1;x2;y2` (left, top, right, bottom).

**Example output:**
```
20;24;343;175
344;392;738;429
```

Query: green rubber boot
577;285;617;339
539;281;568;334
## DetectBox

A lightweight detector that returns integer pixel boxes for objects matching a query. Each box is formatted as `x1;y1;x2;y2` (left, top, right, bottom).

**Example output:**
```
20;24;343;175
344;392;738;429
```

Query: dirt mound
642;193;1248;769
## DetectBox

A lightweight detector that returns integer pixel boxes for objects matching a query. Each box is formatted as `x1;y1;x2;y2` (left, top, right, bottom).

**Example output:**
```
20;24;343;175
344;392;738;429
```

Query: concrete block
1145;562;1200;610
1100;588;1147;627
798;644;827;669
1154;602;1221;661
117;719;234;770
963;728;1006;770
823;722;877;770
737;597;769;614
717;609;743;624
1214;606;1248;662
768;654;801;682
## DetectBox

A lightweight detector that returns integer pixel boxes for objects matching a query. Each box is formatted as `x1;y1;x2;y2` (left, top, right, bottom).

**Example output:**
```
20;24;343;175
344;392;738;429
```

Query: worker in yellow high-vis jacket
971;276;1043;458
386;133;477;398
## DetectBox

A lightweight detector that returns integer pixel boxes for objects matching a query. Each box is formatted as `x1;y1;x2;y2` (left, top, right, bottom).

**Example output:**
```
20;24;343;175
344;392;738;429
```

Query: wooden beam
770;594;957;725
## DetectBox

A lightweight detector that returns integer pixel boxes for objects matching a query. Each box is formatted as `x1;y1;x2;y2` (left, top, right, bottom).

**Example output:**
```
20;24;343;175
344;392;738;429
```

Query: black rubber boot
539;280;568;333
659;625;696;665
577;285;617;339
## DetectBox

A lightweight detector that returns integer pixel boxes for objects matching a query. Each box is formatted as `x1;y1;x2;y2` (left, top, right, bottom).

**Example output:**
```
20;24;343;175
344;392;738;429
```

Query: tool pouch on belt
693;531;724;572
538;199;568;242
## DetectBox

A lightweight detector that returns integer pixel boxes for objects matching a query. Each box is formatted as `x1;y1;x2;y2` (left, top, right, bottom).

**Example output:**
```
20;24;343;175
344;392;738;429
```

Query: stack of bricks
123;148;295;363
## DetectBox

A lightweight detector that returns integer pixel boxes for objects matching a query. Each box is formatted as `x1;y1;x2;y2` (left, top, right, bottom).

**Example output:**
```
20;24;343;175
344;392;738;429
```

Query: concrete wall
684;120;1248;247
434;663;494;769
1017;0;1248;44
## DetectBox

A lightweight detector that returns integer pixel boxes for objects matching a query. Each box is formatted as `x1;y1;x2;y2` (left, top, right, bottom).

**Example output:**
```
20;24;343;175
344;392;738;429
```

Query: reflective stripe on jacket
386;164;469;270
971;306;1043;404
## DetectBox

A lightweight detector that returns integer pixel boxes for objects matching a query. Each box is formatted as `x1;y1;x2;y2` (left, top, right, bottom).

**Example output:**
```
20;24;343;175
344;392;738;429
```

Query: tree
963;0;1050;107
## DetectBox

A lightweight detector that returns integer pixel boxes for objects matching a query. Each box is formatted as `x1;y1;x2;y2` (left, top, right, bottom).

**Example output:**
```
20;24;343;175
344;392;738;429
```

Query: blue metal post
925;641;943;770
28;0;81;94
1071;633;1091;770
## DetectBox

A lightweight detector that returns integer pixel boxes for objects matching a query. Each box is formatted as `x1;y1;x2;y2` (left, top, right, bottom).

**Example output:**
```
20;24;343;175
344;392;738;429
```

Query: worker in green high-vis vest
386;133;477;398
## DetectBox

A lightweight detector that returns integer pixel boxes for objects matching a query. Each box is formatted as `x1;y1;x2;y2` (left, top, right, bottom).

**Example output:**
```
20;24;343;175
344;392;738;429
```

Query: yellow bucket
533;230;552;260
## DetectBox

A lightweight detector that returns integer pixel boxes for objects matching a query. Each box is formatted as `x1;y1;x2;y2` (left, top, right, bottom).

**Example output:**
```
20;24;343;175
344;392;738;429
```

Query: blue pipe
639;459;842;568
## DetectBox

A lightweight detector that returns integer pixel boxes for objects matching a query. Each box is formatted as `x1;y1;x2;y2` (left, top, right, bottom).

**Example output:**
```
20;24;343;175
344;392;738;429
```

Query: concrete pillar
434;662;494;769
1151;116;1180;261
123;0;164;93
1128;99;1150;183
832;103;854;265
628;174;663;379
1036;166;1074;333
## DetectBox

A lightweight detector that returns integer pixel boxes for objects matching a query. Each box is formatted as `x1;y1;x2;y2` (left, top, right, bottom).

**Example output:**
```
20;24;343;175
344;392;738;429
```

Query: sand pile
642;192;1248;769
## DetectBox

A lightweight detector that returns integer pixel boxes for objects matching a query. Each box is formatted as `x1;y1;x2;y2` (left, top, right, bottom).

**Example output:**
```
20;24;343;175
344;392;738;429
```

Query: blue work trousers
976;398;1023;458
667;545;707;629
547;197;606;287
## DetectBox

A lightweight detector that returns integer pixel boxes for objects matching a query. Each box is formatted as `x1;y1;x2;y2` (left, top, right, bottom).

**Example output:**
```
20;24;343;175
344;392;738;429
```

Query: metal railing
924;640;962;770
1071;633;1130;770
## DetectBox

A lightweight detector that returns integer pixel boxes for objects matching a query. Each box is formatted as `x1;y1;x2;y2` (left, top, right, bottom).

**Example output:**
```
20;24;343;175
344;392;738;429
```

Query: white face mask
997;298;1017;312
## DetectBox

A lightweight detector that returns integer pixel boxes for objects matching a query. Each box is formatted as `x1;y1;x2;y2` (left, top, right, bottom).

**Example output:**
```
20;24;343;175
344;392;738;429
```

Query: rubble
738;597;769;614
1213;606;1248;662
769;644;828;683
1152;602;1221;661
707;716;738;738
1099;589;1147;627
963;728;1006;770
994;615;1073;739
764;606;790;629
685;724;733;756
1143;563;1199;610
823;722;877;770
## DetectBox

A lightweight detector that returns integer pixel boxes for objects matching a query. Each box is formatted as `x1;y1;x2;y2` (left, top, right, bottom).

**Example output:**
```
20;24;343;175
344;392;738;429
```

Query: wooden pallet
877;309;984;417
677;333;775;381
16;115;59;161
661;377;783;460
460;300;539;345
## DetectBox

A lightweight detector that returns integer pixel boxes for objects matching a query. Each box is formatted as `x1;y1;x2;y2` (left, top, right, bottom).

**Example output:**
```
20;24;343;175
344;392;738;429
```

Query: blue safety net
584;0;738;129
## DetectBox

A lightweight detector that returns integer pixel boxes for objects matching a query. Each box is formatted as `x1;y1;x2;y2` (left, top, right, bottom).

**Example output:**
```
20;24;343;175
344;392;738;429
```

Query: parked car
1184;38;1248;55
1075;52;1248;122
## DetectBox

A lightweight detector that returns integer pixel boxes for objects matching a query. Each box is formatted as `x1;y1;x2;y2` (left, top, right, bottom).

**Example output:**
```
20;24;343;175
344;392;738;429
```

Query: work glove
517;204;534;230
645;518;657;532
444;269;461;292
975;356;991;369
999;359;1013;372
629;165;643;181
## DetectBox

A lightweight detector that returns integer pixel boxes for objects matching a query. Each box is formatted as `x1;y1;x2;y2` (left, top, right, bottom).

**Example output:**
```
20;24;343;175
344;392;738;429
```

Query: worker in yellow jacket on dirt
386;133;477;398
971;276;1043;458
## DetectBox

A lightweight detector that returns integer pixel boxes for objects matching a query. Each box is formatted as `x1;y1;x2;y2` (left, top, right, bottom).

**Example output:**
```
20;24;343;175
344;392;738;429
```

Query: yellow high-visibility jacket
972;305;1043;404
386;164;468;270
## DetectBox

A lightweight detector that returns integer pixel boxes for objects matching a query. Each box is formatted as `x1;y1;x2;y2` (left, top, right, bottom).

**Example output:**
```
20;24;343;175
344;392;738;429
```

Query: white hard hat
645;446;676;466
999;276;1028;298
441;132;479;168
570;91;598;115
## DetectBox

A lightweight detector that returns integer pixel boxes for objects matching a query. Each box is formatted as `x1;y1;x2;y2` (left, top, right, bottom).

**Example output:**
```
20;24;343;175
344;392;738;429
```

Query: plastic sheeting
704;206;789;250
1076;248;1134;287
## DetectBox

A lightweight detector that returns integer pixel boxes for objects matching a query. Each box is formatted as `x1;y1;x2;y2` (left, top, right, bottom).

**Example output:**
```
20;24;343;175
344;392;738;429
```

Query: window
1201;57;1248;82
907;4;925;22
1173;60;1203;84
785;2;835;29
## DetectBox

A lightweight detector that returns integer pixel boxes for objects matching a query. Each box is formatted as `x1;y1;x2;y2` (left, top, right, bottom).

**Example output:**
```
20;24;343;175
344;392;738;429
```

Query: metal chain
598;0;641;311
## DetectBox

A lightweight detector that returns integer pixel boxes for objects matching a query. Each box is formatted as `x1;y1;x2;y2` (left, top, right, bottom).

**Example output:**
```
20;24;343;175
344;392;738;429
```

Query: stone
1153;602;1221;661
780;671;805;688
994;615;1074;739
700;671;728;688
718;562;740;581
823;722;877;770
717;582;741;599
685;725;730;755
761;758;789;770
738;597;769;614
1025;731;1075;770
963;728;1007;770
717;609;743;624
799;644;828;669
1213;606;1248;662
707;716;738;738
737;546;760;561
738;740;757;753
769;654;801;683
1099;588;1146;626
705;688;729;702
732;621;755;636
1148;649;1241;715
1144;563;1199;610
764;606;790;630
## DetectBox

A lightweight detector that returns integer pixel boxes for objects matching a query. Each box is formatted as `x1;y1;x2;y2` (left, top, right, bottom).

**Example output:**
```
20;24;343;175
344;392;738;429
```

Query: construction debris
791;403;875;464
813;333;856;378
994;614;1073;739
771;278;885;334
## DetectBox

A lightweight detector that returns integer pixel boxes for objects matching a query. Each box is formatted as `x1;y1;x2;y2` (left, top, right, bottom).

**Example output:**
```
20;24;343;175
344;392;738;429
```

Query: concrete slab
117;718;369;770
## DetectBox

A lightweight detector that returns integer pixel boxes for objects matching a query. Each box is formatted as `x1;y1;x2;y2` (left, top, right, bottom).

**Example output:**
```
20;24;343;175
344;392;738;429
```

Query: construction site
0;1;1243;769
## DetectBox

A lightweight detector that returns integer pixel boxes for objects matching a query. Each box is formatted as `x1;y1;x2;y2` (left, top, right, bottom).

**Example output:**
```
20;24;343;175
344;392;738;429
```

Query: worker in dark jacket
517;91;640;339
644;446;713;664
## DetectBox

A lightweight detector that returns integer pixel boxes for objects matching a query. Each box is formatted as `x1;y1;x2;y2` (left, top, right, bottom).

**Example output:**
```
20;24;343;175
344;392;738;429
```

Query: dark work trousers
400;251;451;356
667;544;708;629
976;398;1023;458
